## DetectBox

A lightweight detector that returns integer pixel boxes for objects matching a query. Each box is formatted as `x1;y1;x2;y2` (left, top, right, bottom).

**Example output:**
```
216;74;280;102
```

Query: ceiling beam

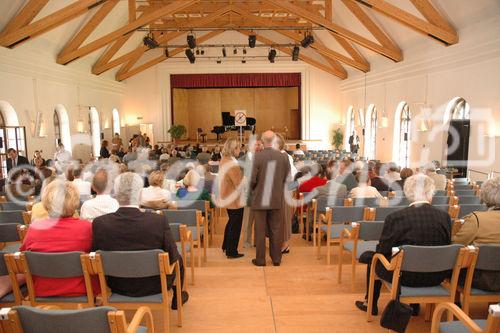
0;0;49;38
59;0;119;55
92;4;231;75
238;30;346;79
325;0;333;20
57;0;198;65
128;0;136;22
311;32;349;77
340;0;400;54
409;0;456;33
264;0;402;61
116;30;224;81
231;5;369;72
0;0;101;48
355;0;458;45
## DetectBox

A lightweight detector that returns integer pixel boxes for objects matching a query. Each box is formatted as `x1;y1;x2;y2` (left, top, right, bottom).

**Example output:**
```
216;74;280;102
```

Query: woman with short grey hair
114;172;144;206
403;173;435;203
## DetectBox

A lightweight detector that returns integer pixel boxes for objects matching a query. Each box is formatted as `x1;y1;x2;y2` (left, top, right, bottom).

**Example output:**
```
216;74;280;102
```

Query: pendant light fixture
358;74;366;128
417;74;431;132
380;82;389;128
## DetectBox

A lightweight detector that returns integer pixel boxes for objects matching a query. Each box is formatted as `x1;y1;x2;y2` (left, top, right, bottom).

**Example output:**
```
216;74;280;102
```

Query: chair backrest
458;196;481;205
357;221;384;241
387;197;409;206
452;185;472;191
170;223;182;242
0;223;20;242
24;251;84;278
454;190;477;197
1;202;26;211
475;245;500;271
432;196;451;205
353;197;380;207
374;206;406;221
161;209;198;227
0;211;25;224
98;250;163;278
331;207;366;223
434;190;448;196
13;305;115;333
316;197;345;211
0;251;7;276
175;199;207;213
458;204;488;218
434;204;452;214
400;244;463;272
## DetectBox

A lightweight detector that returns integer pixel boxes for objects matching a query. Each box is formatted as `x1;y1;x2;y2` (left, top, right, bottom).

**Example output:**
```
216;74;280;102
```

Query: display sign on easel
234;110;247;142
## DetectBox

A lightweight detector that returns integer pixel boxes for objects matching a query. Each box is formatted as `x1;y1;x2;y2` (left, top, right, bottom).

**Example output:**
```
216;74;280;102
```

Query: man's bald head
261;130;276;148
92;169;109;194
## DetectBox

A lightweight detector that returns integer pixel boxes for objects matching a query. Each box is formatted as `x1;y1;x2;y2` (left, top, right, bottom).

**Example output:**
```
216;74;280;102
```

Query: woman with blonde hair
218;137;245;259
140;170;172;209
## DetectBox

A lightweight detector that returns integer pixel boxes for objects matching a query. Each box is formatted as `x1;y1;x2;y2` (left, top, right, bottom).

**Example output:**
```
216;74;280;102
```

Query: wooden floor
144;216;489;333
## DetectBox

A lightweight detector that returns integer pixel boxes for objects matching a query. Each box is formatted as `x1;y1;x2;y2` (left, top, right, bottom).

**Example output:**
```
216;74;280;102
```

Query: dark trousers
222;208;244;256
253;209;283;265
360;252;392;306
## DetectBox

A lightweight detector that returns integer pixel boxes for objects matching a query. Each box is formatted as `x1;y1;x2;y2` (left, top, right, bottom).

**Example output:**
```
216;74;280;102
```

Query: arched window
89;107;100;157
0;101;24;178
393;102;411;167
364;104;377;159
345;106;355;151
112;108;120;136
54;105;72;153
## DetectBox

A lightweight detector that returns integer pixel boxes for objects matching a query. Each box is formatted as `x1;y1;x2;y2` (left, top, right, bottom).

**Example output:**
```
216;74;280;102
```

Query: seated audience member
348;172;383;199
211;145;222;161
71;167;91;196
390;167;413;192
159;148;170;162
92;172;188;307
453;177;500;291
370;162;389;192
355;174;452;315
122;146;138;164
176;169;213;206
140;170;173;209
433;160;445;175
298;164;327;193
424;162;446;191
384;162;401;184
100;140;110;159
31;172;57;222
334;159;358;192
313;161;347;198
196;146;211;165
80;169;119;221
20;180;98;297
31;150;46;167
293;143;305;156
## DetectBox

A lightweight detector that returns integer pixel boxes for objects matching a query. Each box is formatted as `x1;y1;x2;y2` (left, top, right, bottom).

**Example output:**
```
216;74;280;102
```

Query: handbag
380;274;412;333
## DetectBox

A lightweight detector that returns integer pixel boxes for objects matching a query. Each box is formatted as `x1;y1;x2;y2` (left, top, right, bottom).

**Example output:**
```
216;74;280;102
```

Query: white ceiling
0;0;499;80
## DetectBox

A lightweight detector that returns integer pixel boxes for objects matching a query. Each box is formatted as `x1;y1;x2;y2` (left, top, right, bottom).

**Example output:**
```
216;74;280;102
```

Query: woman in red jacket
20;179;99;297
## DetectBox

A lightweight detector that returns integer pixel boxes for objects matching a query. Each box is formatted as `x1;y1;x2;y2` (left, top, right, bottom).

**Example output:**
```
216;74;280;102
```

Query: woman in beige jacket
218;138;245;259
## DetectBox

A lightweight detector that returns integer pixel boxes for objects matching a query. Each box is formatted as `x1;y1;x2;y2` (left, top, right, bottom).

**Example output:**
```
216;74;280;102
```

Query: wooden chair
0;305;154;333
0;224;21;253
0;211;24;225
460;244;500;315
372;206;407;221
87;250;182;332
458;204;488;218
5;251;95;309
338;221;385;287
169;223;194;287
162;209;206;266
310;197;352;248
0;251;23;307
458;196;482;205
21;212;31;225
366;244;471;323
432;196;458;206
431;302;500;333
0;203;26;211
434;205;460;219
317;206;369;265
175;200;213;245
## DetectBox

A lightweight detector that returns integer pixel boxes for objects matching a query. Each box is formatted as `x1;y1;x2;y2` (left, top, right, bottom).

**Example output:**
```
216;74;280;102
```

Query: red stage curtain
170;73;301;88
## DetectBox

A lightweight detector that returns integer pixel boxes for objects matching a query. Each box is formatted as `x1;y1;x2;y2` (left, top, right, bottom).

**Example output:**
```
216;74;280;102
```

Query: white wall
122;60;342;149
0;46;125;161
340;17;500;177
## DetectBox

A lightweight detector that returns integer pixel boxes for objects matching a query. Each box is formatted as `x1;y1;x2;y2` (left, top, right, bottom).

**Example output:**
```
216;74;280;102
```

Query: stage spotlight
292;45;300;61
242;58;246;64
243;48;247;55
248;34;256;48
222;47;227;57
268;48;276;63
143;35;159;49
187;33;196;49
200;48;205;55
165;48;169;58
185;49;196;64
216;58;222;64
300;34;314;48
233;48;237;55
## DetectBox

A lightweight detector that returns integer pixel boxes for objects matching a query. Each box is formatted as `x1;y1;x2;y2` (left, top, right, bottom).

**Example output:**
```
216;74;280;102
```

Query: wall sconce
380;116;389;128
38;117;47;138
104;118;110;130
417;119;430;132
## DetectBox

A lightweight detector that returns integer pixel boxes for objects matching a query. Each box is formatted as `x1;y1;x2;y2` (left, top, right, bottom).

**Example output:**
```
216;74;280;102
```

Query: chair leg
190;249;195;286
164;304;170;333
337;245;343;283
326;238;331;265
305;212;310;243
367;273;377;322
351;252;357;291
176;270;183;327
425;303;435;322
197;243;202;267
317;230;322;257
312;222;317;248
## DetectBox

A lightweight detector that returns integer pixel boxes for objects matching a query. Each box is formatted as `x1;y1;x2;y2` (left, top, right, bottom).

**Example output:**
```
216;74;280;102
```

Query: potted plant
331;128;344;151
168;124;187;143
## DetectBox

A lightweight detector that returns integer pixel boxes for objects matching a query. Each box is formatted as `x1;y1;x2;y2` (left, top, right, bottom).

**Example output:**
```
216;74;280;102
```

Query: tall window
54;105;72;153
399;104;411;167
89;107;100;157
53;111;61;146
112;108;120;136
365;104;377;159
345;106;355;151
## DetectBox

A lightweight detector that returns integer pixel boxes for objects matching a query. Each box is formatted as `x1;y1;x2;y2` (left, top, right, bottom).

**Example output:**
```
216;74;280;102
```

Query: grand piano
211;112;256;141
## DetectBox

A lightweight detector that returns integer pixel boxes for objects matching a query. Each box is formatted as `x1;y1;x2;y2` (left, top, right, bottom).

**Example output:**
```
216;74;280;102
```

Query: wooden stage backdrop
172;87;300;140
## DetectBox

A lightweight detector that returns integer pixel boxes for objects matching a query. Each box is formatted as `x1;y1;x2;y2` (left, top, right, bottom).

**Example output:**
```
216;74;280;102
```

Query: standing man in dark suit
250;130;290;266
92;172;188;309
355;174;451;315
6;148;29;173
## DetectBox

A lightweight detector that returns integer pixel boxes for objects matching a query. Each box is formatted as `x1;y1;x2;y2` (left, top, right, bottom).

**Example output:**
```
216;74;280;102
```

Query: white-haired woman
218;138;245;259
453;177;500;291
176;169;213;205
355;174;452;316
